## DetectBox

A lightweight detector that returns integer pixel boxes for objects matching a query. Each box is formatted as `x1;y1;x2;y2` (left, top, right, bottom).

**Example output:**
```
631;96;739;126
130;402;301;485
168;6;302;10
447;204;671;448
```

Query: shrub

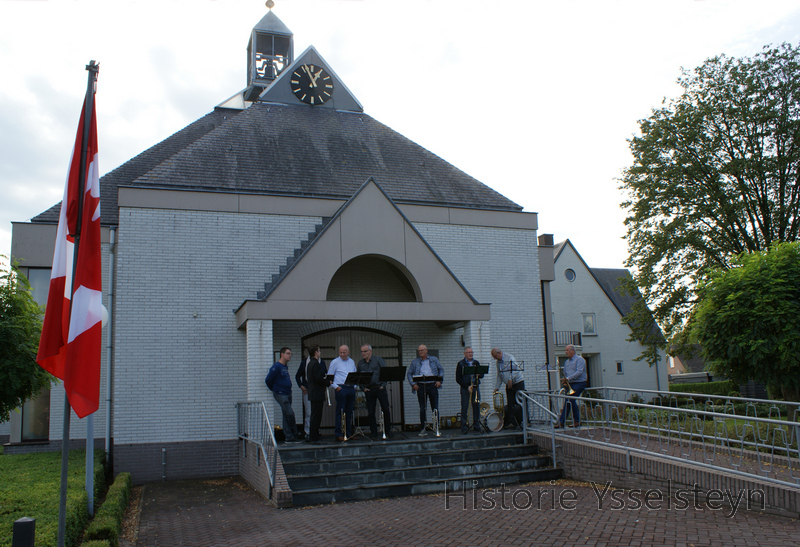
81;473;132;547
669;380;737;397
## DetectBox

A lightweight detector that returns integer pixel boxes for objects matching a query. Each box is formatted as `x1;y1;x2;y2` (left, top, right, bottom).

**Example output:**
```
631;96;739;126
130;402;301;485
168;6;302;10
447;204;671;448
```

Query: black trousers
309;399;324;441
365;387;391;436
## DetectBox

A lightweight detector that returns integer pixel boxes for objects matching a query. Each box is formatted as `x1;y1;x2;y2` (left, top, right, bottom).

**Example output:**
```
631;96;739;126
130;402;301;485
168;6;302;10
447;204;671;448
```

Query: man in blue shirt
265;347;301;443
556;344;587;428
407;344;443;435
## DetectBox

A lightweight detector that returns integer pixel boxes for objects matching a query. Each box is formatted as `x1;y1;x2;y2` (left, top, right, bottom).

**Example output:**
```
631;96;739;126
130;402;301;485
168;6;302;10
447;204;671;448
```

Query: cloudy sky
2;0;800;272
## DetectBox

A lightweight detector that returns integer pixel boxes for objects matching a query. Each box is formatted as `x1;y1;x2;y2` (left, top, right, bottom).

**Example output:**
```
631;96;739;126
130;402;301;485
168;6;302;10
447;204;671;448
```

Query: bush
669;380;737;397
82;473;132;547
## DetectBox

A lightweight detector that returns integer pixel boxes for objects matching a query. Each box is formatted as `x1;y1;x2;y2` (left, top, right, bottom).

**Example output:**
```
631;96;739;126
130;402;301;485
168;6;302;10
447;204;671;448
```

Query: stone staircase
279;432;562;506
256;217;333;300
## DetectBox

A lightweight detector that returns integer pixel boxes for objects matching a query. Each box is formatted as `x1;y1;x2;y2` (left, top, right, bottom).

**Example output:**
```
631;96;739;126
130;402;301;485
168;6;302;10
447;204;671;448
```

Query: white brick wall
110;206;548;443
113;208;321;444
415;223;548;393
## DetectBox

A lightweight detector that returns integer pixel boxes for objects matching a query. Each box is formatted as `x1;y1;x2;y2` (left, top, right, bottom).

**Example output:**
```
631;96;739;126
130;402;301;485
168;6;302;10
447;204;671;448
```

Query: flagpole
57;59;99;547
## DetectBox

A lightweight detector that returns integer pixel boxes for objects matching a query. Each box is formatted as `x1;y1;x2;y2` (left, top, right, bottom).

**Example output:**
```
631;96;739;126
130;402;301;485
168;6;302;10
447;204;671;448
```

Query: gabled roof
235;177;491;326
555;239;663;342
31;101;520;227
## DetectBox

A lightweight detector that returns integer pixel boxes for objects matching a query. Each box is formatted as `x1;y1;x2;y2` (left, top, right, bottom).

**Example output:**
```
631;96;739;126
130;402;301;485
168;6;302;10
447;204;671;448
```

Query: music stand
462;364;489;433
378;366;408;439
344;372;373;440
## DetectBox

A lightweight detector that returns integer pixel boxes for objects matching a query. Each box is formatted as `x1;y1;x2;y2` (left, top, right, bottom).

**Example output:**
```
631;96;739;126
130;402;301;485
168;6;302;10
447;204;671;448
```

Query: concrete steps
279;431;562;506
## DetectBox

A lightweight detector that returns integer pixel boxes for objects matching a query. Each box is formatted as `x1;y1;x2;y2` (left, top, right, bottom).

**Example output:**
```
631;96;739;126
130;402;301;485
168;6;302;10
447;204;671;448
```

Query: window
582;313;596;335
616;361;624;375
27;268;52;308
564;269;576;282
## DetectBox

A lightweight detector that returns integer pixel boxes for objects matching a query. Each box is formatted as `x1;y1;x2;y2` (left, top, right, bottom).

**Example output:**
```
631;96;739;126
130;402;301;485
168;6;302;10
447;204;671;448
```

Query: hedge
668;380;737;397
81;473;132;547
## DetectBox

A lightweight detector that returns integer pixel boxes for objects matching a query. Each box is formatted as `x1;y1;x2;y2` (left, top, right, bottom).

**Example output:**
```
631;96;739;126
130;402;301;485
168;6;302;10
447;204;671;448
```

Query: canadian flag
37;96;102;419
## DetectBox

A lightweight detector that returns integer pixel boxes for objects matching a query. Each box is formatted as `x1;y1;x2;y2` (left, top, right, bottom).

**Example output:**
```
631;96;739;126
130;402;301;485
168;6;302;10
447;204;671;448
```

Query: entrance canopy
235;178;491;327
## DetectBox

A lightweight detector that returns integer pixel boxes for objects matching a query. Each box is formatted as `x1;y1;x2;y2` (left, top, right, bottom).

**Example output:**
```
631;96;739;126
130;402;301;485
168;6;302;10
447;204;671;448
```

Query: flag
37;95;102;419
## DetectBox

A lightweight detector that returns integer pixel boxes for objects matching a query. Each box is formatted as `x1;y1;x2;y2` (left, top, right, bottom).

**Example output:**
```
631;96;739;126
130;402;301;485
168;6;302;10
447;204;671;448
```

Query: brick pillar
246;320;273;401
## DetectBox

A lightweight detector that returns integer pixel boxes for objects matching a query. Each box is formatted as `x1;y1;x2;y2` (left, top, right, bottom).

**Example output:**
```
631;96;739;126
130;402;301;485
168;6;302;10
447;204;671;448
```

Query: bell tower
244;3;293;101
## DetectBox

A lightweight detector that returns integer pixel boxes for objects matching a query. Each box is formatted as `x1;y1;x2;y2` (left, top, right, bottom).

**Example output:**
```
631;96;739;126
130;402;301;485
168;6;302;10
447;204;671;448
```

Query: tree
0;257;52;422
620;43;800;355
690;242;800;401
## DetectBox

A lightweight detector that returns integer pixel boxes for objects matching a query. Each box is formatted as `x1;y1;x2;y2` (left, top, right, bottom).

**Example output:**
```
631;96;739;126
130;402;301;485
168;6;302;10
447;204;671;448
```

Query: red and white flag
37;96;102;419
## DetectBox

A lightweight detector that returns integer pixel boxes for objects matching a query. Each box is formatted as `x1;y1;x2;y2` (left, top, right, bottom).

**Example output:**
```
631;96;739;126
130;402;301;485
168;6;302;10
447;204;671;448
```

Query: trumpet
559;366;576;395
433;408;441;437
325;384;331;406
341;410;348;442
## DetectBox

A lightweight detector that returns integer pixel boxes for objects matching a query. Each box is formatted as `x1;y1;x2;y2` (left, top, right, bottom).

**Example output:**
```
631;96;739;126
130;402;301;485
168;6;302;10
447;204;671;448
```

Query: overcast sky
2;0;800;272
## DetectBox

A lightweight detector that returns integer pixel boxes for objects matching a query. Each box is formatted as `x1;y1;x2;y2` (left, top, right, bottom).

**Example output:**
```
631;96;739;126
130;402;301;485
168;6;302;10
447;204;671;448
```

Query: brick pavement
134;477;800;546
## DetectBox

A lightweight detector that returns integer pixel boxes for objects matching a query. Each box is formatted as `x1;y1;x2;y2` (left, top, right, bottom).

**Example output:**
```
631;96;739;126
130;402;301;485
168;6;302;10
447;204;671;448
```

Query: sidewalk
131;476;800;546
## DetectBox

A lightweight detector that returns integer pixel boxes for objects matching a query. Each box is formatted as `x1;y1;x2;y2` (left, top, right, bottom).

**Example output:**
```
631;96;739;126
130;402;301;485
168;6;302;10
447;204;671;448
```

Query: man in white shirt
328;345;357;441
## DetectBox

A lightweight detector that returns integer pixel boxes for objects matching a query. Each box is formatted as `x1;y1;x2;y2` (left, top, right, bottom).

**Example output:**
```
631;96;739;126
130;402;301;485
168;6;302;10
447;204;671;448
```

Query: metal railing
237;401;279;498
520;387;800;489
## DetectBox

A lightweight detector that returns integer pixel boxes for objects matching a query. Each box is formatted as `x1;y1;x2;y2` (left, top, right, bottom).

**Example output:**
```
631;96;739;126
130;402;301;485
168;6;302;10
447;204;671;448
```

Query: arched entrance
302;327;405;432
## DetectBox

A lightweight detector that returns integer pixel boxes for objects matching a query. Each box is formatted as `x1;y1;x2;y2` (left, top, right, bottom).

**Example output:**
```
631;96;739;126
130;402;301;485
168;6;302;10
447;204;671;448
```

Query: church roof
32;101;521;226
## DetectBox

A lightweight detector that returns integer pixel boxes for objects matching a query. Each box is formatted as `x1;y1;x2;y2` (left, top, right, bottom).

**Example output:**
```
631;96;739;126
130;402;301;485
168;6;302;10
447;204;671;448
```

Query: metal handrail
518;390;559;467
521;389;800;489
237;401;279;498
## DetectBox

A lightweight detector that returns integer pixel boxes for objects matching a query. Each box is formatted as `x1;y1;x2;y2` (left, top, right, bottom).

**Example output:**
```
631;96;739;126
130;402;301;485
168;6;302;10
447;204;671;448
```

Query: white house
550;239;667;393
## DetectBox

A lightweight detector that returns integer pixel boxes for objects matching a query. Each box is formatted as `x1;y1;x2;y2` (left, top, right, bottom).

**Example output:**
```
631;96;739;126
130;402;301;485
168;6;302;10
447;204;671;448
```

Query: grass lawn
0;449;106;547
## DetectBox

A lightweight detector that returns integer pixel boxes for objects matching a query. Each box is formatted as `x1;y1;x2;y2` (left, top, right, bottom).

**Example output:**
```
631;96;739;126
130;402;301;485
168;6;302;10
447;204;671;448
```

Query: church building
9;9;555;483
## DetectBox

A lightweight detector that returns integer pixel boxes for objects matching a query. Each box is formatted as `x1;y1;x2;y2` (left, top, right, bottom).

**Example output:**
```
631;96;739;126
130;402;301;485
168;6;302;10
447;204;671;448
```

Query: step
290;467;563;506
287;452;551;490
283;443;540;476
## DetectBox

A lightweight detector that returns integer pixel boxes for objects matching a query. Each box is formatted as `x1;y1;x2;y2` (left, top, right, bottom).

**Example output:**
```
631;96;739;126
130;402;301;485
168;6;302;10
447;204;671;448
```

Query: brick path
134;477;800;546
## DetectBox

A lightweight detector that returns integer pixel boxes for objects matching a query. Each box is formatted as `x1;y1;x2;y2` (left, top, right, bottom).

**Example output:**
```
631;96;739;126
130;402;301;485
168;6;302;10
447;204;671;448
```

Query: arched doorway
302;327;405;432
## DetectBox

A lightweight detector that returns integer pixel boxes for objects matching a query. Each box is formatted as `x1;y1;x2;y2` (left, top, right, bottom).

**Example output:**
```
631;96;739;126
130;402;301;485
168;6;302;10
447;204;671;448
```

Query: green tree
0;257;52;422
620;43;800;355
690;242;800;401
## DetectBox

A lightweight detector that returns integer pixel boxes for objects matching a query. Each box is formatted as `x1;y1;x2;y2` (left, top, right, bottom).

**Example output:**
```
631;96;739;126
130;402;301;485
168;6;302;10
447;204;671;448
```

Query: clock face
290;64;334;105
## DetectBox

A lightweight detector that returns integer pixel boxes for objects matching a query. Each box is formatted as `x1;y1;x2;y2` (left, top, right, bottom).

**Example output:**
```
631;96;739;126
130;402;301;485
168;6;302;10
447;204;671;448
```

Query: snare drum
484;411;504;432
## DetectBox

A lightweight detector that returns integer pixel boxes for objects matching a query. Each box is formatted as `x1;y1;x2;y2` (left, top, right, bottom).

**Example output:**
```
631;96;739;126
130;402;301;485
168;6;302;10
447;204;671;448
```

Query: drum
484;411;504;432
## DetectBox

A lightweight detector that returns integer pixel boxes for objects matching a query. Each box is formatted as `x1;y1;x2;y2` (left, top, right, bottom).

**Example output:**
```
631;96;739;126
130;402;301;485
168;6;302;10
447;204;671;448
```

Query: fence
519;387;800;489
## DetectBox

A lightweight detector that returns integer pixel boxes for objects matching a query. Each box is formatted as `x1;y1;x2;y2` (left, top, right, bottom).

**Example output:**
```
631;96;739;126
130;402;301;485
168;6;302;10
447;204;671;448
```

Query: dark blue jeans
334;385;355;438
272;392;298;441
559;381;586;425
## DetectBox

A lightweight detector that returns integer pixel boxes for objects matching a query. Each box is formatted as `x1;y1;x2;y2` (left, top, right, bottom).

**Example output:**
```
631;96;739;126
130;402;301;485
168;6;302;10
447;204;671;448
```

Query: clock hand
310;68;324;88
301;64;317;87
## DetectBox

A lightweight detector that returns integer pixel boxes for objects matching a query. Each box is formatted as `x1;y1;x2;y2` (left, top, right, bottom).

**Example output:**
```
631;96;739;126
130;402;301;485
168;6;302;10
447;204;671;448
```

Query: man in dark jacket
306;344;330;443
456;346;483;434
265;347;301;443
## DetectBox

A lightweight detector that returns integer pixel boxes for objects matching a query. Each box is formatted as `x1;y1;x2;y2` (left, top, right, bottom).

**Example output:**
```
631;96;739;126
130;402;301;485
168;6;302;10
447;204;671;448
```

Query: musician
491;348;525;427
264;347;301;443
357;344;392;439
407;344;443;434
456;346;483;434
555;344;587;428
295;347;322;439
328;345;357;441
306;344;329;443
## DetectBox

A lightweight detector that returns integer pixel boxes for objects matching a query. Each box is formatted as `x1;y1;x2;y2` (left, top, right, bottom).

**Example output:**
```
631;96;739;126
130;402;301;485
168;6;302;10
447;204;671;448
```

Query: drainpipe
105;227;116;466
